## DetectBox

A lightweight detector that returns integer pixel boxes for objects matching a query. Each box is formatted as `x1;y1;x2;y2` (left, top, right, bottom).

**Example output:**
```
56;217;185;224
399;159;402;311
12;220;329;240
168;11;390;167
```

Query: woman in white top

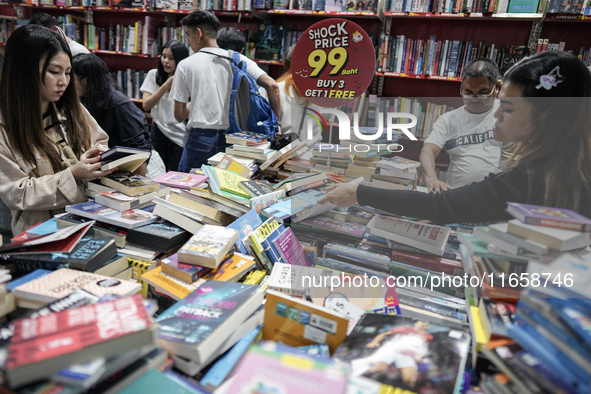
141;40;189;171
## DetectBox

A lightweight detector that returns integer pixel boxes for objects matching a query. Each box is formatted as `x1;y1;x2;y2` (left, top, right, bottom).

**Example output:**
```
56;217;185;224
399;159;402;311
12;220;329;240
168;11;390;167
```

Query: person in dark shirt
72;54;152;175
318;51;591;223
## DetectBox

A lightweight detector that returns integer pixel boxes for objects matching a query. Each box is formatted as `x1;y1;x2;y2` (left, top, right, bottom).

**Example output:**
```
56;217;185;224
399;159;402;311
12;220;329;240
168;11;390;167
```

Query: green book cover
507;0;540;12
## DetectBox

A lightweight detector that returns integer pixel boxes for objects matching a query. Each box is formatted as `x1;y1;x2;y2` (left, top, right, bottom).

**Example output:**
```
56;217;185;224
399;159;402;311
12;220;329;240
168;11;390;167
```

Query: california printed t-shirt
171;48;266;130
140;69;188;148
425;101;501;188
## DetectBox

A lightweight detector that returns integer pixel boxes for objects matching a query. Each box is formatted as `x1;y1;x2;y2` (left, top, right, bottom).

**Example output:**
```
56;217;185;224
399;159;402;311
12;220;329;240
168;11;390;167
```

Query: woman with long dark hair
72;54;152;175
140;40;189;172
0;25;111;235
319;51;591;222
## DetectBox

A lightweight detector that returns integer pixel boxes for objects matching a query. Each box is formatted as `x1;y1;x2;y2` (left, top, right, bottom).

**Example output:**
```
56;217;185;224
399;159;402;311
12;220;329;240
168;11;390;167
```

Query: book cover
161;253;212;284
255;24;284;61
247;218;282;271
226;208;263;254
141;266;205;301
11;236;117;273
95;191;140;211
479;298;516;340
225;131;268;146
156;280;263;363
238;180;274;198
294;216;367;239
250;189;286;214
214;168;250;199
65;202;158;230
0;221;94;255
13;268;142;304
126;221;191;252
216;155;251;178
152;171;208;190
5;295;153;388
368;215;450;256
506;202;591;232
272;228;313;267
334;313;470;394
177;225;239;268
506;0;540;12
506;219;591;251
224;342;348;394
99;146;150;172
263;290;348;353
117;369;196;394
376;156;421;171
200;253;256;282
100;171;160;197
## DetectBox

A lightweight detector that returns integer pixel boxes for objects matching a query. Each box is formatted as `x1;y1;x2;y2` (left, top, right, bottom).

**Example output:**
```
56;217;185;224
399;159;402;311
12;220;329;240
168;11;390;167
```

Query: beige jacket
0;104;108;235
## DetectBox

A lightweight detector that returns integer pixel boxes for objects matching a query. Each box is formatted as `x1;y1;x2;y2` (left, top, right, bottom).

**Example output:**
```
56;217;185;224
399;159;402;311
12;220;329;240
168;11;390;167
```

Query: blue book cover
509;314;590;392
7;269;51;292
156;281;260;348
200;326;262;389
227;209;263;255
261;198;291;223
26;218;58;238
260;226;286;265
518;297;591;362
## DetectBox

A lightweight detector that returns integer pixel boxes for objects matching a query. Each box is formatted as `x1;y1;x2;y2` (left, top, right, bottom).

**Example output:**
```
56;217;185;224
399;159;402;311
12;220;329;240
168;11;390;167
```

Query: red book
6;294;154;388
433;40;442;75
391;250;463;276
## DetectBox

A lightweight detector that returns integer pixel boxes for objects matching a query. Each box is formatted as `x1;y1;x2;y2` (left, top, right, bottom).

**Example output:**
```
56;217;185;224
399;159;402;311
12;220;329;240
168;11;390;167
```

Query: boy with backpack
172;10;281;172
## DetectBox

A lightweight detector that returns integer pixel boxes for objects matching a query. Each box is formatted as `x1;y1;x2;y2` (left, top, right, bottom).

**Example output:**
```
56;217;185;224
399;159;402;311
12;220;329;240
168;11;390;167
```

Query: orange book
200;253;256;283
141;266;205;301
263;290;348;354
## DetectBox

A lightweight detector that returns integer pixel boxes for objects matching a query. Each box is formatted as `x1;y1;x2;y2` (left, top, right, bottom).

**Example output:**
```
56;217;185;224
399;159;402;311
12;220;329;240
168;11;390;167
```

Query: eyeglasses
460;84;497;99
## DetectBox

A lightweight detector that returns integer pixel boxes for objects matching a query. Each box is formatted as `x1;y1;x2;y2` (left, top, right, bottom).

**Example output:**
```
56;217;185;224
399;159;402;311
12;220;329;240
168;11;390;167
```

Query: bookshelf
0;1;588;118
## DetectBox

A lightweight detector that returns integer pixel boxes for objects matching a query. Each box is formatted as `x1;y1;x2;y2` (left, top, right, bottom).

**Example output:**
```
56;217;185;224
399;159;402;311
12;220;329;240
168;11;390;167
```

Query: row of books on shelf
385;0;542;13
377;35;529;78
535;38;591;67
110;69;146;100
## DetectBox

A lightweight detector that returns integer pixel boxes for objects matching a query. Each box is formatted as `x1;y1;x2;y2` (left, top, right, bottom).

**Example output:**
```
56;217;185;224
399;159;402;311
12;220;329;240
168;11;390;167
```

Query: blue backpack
203;50;279;139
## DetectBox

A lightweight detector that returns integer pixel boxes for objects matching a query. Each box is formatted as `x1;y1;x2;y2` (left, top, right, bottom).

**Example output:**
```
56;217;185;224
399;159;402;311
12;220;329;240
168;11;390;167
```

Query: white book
507;219;591;252
367;215;450;256
486;222;549;255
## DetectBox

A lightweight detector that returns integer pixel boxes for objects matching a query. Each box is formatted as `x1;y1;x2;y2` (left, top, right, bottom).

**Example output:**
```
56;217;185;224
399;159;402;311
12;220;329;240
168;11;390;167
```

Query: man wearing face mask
419;58;502;192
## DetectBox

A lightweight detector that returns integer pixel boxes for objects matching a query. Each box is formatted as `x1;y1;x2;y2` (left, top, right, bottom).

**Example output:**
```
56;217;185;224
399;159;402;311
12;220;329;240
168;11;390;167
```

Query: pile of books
460;202;591;394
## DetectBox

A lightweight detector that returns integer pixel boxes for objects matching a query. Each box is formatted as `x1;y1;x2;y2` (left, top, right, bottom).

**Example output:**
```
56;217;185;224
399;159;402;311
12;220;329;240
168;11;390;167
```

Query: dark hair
503;50;591;213
156;40;189;86
216;27;245;53
0;24;90;172
29;13;58;28
71;54;113;122
461;58;500;84
181;10;219;39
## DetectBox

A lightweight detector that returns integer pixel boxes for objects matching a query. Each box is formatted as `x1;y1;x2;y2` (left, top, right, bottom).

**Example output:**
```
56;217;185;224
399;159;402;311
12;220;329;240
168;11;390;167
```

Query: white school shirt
424;101;502;188
171;48;266;130
140;69;188;147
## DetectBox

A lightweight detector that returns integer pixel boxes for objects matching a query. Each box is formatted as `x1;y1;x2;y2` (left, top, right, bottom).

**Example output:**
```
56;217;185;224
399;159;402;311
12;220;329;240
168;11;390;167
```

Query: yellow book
470;306;488;351
214;168;250;199
242;270;267;285
129;258;154;297
248;218;281;255
141;266;205;301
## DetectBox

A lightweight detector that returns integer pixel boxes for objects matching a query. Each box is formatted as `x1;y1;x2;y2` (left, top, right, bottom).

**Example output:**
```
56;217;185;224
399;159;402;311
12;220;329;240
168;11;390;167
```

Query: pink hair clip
536;66;564;90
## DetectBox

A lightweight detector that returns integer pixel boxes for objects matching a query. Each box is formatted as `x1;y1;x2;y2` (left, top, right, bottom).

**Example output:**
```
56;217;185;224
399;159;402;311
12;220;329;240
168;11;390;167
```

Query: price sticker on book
291;18;375;108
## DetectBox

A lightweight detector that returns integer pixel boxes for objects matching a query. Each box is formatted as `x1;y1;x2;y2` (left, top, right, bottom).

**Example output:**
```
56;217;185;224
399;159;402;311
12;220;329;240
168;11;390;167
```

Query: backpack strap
201;49;246;71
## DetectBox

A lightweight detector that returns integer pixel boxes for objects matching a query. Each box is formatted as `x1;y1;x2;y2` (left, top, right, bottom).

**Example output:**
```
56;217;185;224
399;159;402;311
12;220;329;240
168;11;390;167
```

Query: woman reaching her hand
319;51;591;223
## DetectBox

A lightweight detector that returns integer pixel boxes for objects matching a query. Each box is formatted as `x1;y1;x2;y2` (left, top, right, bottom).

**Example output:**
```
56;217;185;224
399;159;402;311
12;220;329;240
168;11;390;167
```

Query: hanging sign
291;18;376;108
